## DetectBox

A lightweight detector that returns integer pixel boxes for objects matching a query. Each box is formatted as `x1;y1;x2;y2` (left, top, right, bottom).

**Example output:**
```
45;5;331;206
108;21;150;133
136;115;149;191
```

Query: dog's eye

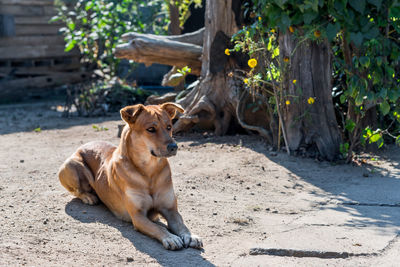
147;127;156;133
166;125;172;131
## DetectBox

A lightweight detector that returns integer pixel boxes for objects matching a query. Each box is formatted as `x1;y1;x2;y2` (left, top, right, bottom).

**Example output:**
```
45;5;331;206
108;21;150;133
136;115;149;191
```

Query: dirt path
1;101;399;266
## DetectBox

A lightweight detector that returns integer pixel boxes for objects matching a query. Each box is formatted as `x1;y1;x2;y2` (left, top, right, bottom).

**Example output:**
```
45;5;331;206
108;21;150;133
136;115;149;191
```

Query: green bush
52;0;168;77
234;0;400;161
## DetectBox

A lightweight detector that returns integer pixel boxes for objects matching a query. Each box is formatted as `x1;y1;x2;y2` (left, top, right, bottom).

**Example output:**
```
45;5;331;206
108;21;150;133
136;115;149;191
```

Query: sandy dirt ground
1;100;400;266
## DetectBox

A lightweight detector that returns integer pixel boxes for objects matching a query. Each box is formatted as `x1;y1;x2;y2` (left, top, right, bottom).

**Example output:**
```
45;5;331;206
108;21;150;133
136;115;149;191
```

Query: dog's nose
167;143;178;153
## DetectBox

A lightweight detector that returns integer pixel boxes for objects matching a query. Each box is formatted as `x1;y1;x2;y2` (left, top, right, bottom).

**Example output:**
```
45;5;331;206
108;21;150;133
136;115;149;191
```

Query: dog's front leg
161;208;203;249
129;210;184;250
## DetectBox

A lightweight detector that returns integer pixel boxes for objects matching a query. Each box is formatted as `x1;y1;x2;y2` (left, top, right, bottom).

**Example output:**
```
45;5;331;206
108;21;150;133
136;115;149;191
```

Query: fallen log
121;28;204;46
115;30;203;75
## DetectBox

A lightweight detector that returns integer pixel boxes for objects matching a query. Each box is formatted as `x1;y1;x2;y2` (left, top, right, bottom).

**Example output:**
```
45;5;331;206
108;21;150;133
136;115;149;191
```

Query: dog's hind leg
58;156;99;205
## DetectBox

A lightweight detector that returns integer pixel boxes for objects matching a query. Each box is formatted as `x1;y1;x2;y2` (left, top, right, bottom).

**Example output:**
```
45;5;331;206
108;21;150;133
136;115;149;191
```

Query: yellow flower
314;30;321;38
244;78;249;84
308;97;315;104
289;26;294;33
292;79;297;84
271;29;276;33
248;58;257;68
283;57;289;62
258;16;262;22
225;49;230;56
286;100;291;105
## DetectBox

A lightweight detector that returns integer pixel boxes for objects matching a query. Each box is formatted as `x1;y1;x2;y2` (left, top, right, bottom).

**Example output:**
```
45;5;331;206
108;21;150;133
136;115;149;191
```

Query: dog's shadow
65;199;215;267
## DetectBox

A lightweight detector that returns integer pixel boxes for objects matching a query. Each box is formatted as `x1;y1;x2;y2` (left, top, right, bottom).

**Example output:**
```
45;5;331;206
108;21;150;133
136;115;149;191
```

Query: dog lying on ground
58;103;202;250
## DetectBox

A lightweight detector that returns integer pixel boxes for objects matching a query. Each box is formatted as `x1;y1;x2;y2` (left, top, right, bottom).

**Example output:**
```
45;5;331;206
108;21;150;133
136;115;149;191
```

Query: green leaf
367;0;381;9
369;133;381;143
359;56;370;68
280;13;291;28
64;40;76;52
274;0;288;9
326;23;340;41
345;119;356;132
396;136;400;146
388;89;398;103
349;0;365;14
350;32;363;47
355;93;364;106
303;11;318;24
340;94;346;104
380;101;390;115
364;26;379;39
377;137;384;148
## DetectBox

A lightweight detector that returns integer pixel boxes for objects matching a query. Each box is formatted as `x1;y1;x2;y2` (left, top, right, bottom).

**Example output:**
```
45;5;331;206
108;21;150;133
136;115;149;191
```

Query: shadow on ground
0;100;119;135
65;199;214;267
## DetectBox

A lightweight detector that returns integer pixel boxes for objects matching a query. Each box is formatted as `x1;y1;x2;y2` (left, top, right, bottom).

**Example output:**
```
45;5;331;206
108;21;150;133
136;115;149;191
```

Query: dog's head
120;103;184;158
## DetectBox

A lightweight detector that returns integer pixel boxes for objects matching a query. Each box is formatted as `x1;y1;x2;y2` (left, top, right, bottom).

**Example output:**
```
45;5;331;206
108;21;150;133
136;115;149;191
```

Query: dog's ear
161;102;185;119
120;104;144;124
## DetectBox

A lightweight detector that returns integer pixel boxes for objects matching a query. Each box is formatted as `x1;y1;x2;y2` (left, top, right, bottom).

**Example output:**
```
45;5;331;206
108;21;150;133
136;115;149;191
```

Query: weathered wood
115;35;202;75
0;61;81;75
279;32;341;160
0;5;56;16
1;0;54;5
15;16;61;25
122;28;205;46
0;14;15;37
174;0;243;135
0;35;65;47
15;24;60;36
0;72;91;99
0;45;79;60
0;5;44;16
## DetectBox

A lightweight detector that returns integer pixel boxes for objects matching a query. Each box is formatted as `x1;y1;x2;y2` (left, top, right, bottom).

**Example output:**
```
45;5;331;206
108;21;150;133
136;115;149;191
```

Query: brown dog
58;103;202;250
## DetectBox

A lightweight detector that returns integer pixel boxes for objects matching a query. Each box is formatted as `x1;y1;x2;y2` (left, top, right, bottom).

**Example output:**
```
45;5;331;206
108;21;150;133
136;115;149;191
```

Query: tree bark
173;0;242;135
279;32;342;160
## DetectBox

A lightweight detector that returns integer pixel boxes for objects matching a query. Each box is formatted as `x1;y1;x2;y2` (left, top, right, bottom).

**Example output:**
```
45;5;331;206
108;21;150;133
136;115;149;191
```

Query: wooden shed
0;0;88;101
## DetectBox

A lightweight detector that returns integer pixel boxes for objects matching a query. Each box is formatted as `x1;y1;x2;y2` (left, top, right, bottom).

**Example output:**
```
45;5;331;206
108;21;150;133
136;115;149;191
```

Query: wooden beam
15;24;60;36
0;35;65;47
0;61;81;75
1;0;54;5
0;5;44;16
0;5;57;16
15;16;62;25
115;34;202;75
0;45;79;60
122;28;205;46
0;72;91;99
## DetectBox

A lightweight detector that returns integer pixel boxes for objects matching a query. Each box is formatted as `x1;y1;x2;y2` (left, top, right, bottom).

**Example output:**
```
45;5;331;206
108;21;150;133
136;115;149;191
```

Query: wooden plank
0;14;15;37
1;0;54;5
0;61;81;75
0;72;91;100
0;5;44;16
0;45;79;59
0;35;65;47
43;5;57;16
15;16;62;25
15;24;61;36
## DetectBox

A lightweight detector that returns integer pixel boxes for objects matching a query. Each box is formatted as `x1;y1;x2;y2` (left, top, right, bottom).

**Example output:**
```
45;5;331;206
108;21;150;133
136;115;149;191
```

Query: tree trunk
174;0;242;135
279;32;342;160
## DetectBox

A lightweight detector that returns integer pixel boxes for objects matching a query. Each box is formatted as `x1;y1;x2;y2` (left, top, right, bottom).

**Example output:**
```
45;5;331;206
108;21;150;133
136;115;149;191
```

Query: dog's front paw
180;233;203;249
162;234;184;250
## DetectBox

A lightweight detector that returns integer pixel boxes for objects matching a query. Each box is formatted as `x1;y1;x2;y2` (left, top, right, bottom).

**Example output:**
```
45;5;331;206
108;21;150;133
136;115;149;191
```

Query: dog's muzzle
167;143;178;154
